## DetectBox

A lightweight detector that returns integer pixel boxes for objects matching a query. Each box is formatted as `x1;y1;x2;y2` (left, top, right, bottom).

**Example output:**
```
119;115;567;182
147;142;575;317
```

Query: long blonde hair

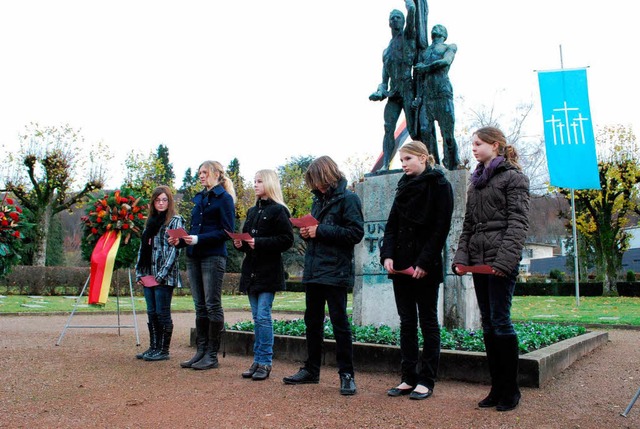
255;169;287;209
473;127;522;170
199;160;237;202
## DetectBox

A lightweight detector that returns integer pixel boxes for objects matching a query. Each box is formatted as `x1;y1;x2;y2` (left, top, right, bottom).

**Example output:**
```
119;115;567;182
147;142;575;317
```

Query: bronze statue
414;24;460;170
369;0;423;171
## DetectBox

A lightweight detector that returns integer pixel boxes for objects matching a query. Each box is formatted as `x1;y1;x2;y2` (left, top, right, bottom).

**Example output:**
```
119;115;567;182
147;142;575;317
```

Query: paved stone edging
193;329;608;388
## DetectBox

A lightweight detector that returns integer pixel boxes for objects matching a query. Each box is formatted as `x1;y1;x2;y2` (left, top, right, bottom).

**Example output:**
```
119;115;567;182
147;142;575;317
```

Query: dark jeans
143;285;174;326
304;284;354;377
473;273;517;337
187;255;226;322
392;276;441;390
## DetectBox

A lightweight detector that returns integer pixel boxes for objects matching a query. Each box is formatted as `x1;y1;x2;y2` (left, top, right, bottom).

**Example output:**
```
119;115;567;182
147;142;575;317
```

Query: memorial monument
355;0;479;330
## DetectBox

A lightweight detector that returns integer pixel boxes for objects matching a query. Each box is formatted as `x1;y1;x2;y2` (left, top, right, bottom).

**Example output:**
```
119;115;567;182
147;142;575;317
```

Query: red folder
140;275;159;287
225;230;252;241
393;266;416;276
167;228;188;239
456;264;494;275
290;214;318;228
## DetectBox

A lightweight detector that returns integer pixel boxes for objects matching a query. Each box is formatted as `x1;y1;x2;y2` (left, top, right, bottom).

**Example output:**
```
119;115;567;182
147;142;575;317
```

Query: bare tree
457;100;549;193
1;123;107;266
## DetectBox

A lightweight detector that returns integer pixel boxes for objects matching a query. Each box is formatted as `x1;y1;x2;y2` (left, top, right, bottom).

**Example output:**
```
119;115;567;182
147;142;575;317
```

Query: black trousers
392;275;441;389
303;284;354;377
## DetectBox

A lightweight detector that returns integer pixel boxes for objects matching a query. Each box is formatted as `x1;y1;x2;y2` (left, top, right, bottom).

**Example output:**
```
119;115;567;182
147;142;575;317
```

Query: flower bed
228;319;586;354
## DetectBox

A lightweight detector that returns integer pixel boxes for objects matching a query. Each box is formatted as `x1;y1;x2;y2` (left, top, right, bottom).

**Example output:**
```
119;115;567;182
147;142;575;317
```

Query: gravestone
353;168;480;330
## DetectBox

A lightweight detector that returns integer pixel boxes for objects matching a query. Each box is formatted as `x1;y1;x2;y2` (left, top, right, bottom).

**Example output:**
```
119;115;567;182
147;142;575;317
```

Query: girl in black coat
233;169;294;381
380;141;454;400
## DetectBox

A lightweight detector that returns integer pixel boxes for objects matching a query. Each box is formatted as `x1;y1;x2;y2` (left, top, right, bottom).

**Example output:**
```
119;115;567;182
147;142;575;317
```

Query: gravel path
1;311;639;428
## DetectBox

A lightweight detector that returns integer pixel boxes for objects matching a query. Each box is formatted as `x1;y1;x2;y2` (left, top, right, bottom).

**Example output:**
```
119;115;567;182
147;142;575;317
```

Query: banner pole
571;189;580;306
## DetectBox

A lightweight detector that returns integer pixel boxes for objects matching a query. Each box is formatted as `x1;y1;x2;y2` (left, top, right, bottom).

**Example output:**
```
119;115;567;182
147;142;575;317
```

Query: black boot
495;334;521;412
136;317;159;360
478;332;501;408
180;318;209;368
191;320;224;370
145;323;173;361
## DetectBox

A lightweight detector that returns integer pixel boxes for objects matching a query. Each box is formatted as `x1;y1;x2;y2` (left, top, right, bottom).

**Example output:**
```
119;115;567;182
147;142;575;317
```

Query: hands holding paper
227;230;254;249
300;225;318;239
290;214;319;239
167;228;189;246
233;237;255;249
384;258;426;279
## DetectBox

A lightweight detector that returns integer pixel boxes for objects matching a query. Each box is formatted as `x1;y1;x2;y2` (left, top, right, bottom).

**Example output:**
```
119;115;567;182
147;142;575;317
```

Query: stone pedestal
353;168;480;330
442;169;481;330
353;171;403;328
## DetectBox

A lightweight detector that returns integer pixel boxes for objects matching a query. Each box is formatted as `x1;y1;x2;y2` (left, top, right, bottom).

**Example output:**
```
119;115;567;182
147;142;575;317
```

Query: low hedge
0;265;242;296
4;266;637;298
616;282;640;297
515;282;603;296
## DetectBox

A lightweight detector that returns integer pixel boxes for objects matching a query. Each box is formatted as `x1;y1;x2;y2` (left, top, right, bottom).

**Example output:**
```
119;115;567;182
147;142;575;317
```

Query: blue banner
537;68;600;189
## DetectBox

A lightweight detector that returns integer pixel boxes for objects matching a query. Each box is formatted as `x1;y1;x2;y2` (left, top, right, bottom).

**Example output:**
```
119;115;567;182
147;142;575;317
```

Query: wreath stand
56;269;140;346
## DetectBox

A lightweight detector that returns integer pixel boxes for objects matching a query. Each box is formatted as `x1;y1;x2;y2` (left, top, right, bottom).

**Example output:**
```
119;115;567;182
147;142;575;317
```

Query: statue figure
414;24;460;170
369;0;421;171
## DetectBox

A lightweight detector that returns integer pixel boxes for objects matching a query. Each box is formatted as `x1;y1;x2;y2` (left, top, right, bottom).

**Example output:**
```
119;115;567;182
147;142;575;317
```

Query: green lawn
511;295;640;326
0;292;310;315
1;293;639;326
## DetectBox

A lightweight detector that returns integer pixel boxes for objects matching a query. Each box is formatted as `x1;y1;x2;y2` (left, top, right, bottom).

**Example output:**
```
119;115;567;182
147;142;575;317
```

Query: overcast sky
1;0;637;188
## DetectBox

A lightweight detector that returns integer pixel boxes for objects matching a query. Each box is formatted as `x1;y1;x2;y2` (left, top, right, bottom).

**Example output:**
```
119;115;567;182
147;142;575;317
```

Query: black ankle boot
181;317;208;368
145;324;173;361
136;318;159;360
191;320;224;370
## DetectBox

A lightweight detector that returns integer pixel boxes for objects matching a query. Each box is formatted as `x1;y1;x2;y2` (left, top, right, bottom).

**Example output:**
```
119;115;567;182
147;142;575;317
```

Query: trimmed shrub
0;265;242;296
626;271;636;282
515;282;603;296
549;269;565;282
616;282;640;297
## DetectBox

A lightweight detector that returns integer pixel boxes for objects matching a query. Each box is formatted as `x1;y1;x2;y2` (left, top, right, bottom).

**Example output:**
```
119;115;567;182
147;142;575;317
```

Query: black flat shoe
387;386;413;397
252;364;271;381
242;362;259;379
282;368;319;385
496;392;521;412
409;388;433;400
478;393;500;408
339;373;357;396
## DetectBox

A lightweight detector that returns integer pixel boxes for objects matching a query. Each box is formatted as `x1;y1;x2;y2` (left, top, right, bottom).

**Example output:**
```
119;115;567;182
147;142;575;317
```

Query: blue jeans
187;255;226;322
392;276;440;389
473;273;517;336
144;285;174;326
248;292;275;366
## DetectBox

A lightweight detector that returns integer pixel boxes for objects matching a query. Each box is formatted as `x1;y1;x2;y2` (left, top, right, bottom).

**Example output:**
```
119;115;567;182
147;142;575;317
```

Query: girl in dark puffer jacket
453;126;530;412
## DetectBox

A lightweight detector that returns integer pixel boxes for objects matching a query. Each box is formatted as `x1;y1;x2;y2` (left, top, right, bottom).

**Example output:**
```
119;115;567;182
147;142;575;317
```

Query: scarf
394;167;437;225
137;211;167;271
471;156;504;189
